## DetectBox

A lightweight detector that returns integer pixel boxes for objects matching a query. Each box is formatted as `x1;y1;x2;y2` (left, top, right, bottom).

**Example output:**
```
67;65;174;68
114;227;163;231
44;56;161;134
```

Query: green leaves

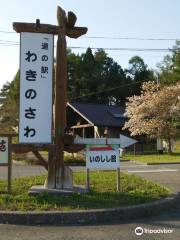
158;41;180;85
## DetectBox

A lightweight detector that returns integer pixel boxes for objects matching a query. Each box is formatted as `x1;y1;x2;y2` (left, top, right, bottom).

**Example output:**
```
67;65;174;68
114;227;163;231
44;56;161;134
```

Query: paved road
0;163;46;179
0;205;180;240
0;161;180;193
123;161;180;193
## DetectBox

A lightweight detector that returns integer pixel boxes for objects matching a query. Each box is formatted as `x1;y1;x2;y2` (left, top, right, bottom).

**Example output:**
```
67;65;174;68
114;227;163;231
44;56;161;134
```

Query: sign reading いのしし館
19;32;53;143
0;137;8;164
86;145;120;169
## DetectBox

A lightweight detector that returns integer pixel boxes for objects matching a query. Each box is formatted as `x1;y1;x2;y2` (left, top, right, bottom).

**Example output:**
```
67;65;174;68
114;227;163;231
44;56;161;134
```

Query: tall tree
0;71;19;133
69;48;129;104
158;41;180;85
127;56;155;96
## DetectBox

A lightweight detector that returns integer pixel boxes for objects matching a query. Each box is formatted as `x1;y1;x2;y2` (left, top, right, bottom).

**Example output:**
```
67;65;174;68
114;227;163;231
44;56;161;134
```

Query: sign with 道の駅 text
86;145;120;169
0;137;8;164
19;32;53;143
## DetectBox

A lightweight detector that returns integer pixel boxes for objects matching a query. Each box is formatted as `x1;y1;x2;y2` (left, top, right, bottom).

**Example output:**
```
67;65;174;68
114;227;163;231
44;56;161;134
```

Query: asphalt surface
0;205;180;240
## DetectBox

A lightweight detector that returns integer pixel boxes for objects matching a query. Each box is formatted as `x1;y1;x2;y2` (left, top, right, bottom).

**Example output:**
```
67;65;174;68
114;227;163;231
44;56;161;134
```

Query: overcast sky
1;0;180;90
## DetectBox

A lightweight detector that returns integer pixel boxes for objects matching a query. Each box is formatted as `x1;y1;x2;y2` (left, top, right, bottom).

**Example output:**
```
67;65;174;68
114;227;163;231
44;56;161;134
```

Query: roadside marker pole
86;168;90;192
117;167;120;192
8;136;12;194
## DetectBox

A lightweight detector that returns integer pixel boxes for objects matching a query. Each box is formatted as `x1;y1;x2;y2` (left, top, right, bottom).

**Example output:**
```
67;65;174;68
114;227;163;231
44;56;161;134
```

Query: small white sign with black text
86;145;120;169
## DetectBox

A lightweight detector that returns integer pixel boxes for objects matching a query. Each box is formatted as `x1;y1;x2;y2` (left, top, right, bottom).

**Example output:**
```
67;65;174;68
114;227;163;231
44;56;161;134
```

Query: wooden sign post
0;134;12;193
13;6;87;190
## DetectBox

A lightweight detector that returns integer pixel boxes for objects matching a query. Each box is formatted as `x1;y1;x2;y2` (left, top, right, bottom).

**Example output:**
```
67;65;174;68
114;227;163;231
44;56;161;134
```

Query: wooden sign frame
0;134;13;193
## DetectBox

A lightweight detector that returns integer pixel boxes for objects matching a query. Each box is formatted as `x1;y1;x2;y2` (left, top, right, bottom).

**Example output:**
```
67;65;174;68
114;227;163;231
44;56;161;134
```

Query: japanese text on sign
86;145;120;169
0;137;8;164
19;33;53;143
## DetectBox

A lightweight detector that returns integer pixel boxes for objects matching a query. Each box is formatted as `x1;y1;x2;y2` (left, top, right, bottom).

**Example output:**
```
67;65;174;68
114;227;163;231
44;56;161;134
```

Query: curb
147;162;180;165
0;193;179;225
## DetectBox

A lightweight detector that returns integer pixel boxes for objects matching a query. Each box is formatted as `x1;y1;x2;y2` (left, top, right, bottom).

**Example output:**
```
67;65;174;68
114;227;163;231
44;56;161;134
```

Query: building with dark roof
67;102;128;138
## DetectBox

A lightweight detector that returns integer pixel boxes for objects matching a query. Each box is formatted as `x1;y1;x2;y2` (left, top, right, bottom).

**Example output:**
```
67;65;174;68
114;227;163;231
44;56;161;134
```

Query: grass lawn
122;152;180;164
0;172;169;211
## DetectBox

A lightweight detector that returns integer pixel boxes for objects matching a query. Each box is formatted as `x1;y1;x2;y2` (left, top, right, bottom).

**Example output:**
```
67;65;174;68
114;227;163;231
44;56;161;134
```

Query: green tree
0;71;19;133
127;56;155;96
158;41;180;85
69;48;129;104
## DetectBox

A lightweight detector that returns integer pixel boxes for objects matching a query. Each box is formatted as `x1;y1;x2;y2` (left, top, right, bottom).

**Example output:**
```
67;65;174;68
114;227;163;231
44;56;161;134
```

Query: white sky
1;0;180;90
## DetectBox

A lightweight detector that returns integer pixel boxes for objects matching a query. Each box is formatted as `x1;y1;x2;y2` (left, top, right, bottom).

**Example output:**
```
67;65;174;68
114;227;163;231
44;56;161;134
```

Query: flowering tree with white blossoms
123;82;180;153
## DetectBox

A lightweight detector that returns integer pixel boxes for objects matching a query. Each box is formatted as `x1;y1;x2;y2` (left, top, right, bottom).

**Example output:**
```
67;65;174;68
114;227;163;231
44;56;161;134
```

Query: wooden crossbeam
11;144;58;153
74;138;121;145
66;26;87;39
0;134;17;137
32;151;48;170
71;124;93;129
13;22;59;34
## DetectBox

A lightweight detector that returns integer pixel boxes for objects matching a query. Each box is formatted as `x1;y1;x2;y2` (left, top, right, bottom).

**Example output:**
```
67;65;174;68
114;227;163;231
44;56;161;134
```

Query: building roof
68;102;127;127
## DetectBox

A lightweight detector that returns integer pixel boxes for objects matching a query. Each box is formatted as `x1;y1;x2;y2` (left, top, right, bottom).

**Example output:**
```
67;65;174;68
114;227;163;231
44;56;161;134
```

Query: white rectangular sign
19;32;53;143
0;137;8;164
86;145;120;169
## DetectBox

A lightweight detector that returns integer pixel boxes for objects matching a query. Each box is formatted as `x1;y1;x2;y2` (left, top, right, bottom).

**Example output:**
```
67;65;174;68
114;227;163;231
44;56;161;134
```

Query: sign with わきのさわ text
19;32;53;143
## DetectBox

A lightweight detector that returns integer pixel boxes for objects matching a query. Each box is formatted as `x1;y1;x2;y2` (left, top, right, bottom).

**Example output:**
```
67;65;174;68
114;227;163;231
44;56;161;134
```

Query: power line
0;30;179;41
83;36;180;41
0;38;176;52
70;81;143;101
0;42;174;52
109;54;165;58
69;46;173;52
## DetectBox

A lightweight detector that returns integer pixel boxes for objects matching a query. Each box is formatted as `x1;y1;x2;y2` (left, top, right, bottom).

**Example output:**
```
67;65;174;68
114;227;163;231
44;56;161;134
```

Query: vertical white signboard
19;32;53;143
0;137;8;164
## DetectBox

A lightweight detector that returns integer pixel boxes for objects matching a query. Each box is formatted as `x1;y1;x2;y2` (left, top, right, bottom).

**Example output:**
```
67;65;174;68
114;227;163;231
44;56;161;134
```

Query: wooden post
117;167;120;192
8;136;12;194
82;128;85;138
134;143;136;156
46;149;56;188
86;168;90;192
54;6;87;189
54;6;67;188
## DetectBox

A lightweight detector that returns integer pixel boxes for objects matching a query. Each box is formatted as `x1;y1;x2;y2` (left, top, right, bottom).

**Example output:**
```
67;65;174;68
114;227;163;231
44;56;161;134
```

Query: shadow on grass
171;152;180;156
28;189;164;210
